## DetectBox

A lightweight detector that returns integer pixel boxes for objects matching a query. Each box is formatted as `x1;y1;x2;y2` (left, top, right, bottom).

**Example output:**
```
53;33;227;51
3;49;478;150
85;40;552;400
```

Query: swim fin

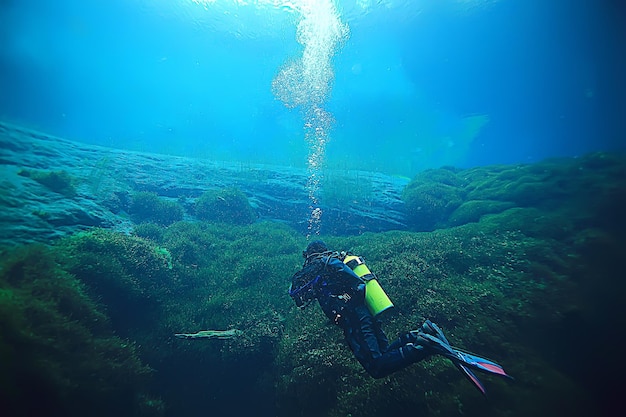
456;362;487;396
449;346;511;378
417;320;512;396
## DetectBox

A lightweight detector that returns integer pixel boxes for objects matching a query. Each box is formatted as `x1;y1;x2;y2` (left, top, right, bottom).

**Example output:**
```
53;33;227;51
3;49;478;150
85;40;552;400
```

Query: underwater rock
2;121;625;245
0;244;155;417
18;168;78;197
129;191;184;226
0;122;408;246
194;188;256;225
402;153;626;231
448;199;515;226
402;182;465;231
1;131;624;417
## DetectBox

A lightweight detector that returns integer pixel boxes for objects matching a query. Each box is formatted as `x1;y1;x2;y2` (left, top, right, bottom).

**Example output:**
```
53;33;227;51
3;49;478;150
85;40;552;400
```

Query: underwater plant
87;155;112;194
401;168;469;231
133;222;166;243
194;187;256;225
0;243;159;417
448;199;514;226
56;229;176;334
320;170;374;207
1;207;611;417
18;168;77;197
274;219;602;417
402;181;464;231
129;191;184;226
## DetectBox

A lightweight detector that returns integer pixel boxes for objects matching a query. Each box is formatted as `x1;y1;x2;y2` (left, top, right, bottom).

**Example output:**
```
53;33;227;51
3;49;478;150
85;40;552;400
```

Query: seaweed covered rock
56;229;175;332
448;199;515;226
274;222;598;417
194;188;256;225
129;191;184;226
401;152;626;231
2;204;618;417
144;221;302;416
18;168;77;197
159;220;300;325
402;169;465;231
0;244;160;417
133;222;166;242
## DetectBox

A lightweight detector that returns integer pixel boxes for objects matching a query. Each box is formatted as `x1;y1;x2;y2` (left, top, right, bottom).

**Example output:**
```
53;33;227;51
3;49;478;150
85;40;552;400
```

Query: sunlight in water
182;0;349;235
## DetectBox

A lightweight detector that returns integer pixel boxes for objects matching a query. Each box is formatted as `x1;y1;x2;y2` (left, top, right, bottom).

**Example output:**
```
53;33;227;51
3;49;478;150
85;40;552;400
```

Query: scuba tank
343;255;394;316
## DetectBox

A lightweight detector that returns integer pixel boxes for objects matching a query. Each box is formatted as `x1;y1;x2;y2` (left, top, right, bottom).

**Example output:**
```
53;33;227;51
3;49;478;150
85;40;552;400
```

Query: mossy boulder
402;180;464;231
0;244;158;417
194;188;256;225
477;207;575;239
133;222;166;242
56;229;175;332
449;199;515;225
274;223;600;417
465;161;579;208
414;167;467;187
18;169;77;197
129;191;184;226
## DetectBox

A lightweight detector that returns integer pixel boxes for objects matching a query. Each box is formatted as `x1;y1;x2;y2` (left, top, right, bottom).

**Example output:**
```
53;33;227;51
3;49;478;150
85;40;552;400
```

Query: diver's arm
289;267;320;308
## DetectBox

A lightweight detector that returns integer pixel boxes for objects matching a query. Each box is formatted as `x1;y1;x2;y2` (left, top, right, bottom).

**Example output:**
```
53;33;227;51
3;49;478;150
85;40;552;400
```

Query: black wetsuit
290;255;428;378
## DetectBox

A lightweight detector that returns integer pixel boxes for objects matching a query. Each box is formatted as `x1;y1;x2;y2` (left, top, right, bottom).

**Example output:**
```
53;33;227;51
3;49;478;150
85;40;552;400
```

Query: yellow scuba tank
343;255;394;316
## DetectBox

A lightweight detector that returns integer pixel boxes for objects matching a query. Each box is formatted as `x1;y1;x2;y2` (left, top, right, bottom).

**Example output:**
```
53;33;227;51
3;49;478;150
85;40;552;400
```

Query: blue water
1;0;624;176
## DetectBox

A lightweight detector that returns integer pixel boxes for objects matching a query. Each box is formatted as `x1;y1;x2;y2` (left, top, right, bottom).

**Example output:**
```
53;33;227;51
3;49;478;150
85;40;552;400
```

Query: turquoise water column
272;0;349;236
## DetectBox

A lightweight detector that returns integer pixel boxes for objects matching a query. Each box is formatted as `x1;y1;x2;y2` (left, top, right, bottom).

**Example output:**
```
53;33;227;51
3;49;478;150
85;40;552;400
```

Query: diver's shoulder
323;256;345;266
302;255;341;270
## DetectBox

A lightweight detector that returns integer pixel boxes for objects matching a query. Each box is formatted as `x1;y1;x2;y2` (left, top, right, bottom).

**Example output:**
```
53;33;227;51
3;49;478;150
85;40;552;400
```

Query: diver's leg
386;319;449;350
342;305;431;379
341;304;385;366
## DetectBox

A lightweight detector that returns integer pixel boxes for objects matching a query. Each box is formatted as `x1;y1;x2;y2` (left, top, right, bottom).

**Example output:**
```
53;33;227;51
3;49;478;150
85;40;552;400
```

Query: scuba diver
289;240;511;396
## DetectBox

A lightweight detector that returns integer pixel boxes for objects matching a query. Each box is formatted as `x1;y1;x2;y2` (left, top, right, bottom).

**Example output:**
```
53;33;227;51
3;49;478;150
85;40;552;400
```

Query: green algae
2;152;625;417
402;151;626;233
0;244;157;417
129;191;184;226
0;216;609;417
18;168;77;197
194;187;256;225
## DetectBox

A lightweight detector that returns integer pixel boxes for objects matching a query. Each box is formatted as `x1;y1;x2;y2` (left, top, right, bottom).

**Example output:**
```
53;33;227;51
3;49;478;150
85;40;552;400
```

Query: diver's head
303;240;328;259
